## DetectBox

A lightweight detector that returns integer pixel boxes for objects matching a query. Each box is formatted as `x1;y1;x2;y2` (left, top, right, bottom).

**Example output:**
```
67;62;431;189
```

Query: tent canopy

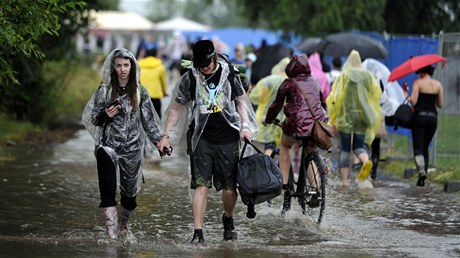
90;10;155;31
154;17;211;32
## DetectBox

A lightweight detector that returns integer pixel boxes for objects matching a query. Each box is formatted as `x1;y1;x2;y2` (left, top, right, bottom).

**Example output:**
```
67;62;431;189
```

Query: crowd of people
82;36;443;242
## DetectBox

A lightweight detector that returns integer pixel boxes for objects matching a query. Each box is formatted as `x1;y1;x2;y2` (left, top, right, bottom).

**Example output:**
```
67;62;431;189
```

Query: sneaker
356;160;373;181
190;229;204;243
222;214;237;240
281;190;291;214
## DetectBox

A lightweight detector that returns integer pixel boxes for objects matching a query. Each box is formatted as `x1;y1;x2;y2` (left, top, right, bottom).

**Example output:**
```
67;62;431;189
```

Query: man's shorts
190;138;239;191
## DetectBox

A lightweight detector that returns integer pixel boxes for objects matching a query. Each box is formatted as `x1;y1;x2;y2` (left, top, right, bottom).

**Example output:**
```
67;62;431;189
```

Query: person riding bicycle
263;54;328;214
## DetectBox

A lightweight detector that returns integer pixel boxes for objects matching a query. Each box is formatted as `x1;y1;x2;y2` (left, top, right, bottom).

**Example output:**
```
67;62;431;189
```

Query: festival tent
154;17;211;32
89;10;155;31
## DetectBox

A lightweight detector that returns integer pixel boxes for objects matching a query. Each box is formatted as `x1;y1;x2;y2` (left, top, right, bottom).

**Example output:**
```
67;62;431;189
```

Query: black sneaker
222;214;237;240
281;190;291;214
190;229;204;243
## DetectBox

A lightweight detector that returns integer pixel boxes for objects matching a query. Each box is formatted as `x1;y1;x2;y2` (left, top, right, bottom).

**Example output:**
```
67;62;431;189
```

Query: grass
380;120;460;187
0;113;43;144
0;59;99;147
43;59;100;121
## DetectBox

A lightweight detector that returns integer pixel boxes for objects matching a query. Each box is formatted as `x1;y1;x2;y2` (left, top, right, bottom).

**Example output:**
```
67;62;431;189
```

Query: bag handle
239;139;264;160
294;80;318;120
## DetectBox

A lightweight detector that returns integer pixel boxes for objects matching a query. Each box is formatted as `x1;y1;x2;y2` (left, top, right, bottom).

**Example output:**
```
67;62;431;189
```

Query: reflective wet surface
1;129;460;257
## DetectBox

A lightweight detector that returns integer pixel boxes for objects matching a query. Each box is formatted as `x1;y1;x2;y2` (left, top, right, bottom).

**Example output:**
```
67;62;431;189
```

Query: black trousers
411;113;437;171
151;98;162;119
96;148;137;211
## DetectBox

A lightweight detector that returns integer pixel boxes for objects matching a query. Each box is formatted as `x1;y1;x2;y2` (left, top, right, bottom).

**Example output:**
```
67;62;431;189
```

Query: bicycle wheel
297;151;327;224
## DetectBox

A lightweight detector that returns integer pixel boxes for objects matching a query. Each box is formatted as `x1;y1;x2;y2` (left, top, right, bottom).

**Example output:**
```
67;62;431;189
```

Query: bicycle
268;119;329;224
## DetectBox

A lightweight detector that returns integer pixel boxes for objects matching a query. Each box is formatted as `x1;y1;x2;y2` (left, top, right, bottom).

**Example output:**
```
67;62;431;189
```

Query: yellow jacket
138;56;167;99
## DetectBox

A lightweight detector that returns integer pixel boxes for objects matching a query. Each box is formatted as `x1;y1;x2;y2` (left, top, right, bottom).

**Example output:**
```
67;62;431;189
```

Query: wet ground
1;127;459;258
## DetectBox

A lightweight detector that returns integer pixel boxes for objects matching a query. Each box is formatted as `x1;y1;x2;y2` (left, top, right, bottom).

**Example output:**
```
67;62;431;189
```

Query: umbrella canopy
297;37;321;55
388;54;446;82
251;43;291;84
314;33;388;59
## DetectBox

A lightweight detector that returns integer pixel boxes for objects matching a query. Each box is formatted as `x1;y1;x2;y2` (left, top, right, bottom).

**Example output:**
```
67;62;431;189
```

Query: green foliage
384;0;460;34
0;0;116;125
236;0;460;36
236;0;386;36
0;0;83;86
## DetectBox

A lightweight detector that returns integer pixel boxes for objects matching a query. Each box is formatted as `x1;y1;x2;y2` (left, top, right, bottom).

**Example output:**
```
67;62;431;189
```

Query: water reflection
0;129;459;257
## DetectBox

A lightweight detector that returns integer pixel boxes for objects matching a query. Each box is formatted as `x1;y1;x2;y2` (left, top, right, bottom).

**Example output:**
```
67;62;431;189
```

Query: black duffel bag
237;139;282;219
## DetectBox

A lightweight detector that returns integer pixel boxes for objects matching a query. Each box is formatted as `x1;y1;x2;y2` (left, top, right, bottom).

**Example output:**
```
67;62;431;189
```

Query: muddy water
0;129;459;257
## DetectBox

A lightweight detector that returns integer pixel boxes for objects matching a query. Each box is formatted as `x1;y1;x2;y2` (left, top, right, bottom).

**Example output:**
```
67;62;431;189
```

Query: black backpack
180;53;250;98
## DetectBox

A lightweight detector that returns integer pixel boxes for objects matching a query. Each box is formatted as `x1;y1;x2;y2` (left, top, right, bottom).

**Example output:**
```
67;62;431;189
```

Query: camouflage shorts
190;138;239;191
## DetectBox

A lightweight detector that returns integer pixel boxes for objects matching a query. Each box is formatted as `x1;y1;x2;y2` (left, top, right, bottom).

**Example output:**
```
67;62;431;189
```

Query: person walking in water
405;65;444;186
326;50;382;190
82;48;164;239
157;40;257;243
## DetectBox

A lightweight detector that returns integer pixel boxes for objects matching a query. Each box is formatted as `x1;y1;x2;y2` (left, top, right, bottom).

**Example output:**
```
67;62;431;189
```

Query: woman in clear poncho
82;48;163;239
326;50;382;189
248;57;290;156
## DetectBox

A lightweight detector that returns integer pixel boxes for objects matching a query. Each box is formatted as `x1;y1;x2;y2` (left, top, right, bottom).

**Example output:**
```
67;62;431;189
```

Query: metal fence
432;32;460;169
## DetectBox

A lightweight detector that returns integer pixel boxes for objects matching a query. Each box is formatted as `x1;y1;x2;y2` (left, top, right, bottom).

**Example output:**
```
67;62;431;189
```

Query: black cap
192;40;216;68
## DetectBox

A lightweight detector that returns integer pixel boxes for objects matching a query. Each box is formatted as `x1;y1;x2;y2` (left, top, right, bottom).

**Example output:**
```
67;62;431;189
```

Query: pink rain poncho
308;52;330;102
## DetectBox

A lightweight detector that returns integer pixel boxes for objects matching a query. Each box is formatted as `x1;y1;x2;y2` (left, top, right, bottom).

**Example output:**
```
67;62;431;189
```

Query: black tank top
414;93;437;114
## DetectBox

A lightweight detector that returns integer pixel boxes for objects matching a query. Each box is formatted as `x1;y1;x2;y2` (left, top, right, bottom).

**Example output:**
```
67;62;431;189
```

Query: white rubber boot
102;206;118;239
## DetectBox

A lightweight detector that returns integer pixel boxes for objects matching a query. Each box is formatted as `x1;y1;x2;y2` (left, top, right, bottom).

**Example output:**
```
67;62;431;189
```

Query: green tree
0;0;81;86
0;0;116;123
384;0;460;34
236;0;386;36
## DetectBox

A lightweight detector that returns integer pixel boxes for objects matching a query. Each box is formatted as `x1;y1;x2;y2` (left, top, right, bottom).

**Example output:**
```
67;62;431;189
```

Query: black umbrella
296;37;321;55
314;33;388;59
251;43;291;85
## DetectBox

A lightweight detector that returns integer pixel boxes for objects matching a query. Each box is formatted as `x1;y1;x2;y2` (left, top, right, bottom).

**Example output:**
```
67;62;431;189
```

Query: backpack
180;53;250;98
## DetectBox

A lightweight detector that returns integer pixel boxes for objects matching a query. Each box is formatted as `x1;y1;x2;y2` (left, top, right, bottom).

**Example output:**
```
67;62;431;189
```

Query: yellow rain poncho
249;58;290;145
326;50;382;144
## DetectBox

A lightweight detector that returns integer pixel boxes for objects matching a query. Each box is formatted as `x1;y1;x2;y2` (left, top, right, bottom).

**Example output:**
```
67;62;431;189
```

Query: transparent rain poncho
82;48;163;197
248;58;289;145
362;58;405;117
326;50;382;141
162;55;257;152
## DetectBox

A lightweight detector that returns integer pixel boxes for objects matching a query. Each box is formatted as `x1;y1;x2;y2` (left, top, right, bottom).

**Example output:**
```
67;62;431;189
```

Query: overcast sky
119;0;150;16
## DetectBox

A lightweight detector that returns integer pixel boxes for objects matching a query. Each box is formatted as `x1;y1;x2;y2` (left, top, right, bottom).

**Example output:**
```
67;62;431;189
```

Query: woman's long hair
110;57;138;110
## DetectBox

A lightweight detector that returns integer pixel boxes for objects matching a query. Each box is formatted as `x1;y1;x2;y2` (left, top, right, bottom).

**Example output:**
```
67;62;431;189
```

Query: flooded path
0;129;459;257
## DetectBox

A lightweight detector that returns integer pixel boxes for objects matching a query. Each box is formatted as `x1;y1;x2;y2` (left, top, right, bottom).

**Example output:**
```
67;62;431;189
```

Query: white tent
90;10;155;31
154;17;211;32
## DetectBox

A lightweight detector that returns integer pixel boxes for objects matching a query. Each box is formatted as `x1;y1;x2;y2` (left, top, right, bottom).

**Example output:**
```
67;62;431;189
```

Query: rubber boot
356;160;373;181
118;206;132;239
370;157;379;180
415;155;427;187
102;206;118;239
